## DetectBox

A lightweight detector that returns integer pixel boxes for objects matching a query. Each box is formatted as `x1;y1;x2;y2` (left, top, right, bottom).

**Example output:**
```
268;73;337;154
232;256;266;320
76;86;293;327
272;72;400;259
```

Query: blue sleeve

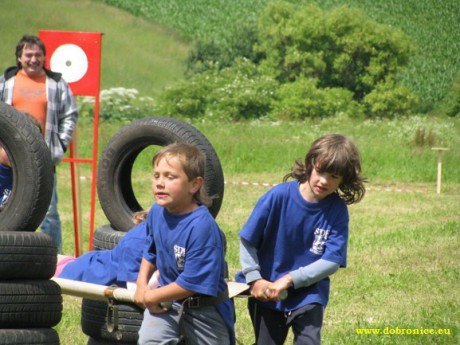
142;206;157;264
238;193;271;247
321;206;349;267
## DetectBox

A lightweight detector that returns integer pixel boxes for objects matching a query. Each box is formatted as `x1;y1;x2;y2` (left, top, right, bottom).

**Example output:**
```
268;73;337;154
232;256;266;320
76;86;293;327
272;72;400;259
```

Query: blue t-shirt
59;222;154;287
237;181;349;311
143;203;235;343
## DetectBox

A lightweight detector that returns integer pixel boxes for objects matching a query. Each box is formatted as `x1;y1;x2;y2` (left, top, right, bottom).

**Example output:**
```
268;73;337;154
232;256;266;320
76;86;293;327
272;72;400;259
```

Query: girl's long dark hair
284;134;366;204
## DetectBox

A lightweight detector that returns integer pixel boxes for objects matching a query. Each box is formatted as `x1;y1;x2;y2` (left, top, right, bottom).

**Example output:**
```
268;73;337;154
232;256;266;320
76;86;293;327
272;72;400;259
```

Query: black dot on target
66;60;72;67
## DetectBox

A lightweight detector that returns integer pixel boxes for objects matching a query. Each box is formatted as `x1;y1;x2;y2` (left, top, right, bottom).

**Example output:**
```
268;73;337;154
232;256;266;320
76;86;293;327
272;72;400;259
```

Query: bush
186;21;263;74
363;78;420;118
155;59;278;121
153;1;418;121
435;73;460;117
77;88;155;122
154;75;213;119
271;77;364;120
256;2;414;101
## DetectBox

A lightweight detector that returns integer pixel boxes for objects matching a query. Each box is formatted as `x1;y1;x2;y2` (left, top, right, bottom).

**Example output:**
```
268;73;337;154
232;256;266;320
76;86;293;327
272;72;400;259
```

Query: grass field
54;117;459;344
0;0;458;343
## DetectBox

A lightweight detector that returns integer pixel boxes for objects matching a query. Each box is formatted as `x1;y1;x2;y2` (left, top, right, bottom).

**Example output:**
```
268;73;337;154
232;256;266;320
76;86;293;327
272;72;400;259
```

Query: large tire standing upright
97;116;225;231
0;102;53;232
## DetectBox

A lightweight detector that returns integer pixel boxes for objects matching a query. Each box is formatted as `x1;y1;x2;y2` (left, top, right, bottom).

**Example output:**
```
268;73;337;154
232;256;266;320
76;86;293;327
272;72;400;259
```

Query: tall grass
75;116;460;185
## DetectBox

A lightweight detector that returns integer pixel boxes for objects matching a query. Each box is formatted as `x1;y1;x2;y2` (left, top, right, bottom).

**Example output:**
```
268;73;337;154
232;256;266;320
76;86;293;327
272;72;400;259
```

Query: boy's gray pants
138;302;230;345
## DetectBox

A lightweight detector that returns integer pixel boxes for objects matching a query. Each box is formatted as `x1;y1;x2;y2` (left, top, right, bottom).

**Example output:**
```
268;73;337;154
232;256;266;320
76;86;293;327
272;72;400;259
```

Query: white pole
431;148;448;194
52;277;135;302
52;277;251;301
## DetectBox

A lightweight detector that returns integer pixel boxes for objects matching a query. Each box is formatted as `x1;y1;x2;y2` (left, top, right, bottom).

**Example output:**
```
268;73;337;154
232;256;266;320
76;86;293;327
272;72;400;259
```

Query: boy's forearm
137;258;156;287
145;282;194;306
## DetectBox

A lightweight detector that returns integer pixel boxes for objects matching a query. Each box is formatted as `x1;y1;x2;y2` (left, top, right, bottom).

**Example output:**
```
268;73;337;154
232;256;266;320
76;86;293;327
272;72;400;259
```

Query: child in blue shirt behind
237;133;366;345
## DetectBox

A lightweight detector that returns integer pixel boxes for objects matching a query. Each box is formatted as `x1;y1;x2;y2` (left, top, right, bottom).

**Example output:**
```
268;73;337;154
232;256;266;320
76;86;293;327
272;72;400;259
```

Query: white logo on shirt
174;245;186;271
310;228;330;255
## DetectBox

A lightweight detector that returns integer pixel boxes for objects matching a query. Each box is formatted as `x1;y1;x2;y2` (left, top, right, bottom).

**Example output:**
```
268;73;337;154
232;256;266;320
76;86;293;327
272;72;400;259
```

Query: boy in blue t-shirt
237;134;366;345
135;143;234;345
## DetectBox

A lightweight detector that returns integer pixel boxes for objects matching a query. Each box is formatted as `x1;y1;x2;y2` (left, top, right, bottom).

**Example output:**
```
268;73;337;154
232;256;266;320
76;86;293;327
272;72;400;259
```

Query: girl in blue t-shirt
237;133;366;345
134;143;235;345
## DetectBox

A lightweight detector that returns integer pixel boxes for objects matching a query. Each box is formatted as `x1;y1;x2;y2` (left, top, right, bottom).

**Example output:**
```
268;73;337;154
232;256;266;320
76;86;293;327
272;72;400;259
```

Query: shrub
435;73;460;117
186;21;263;74
256;2;414;100
154;75;214;119
204;59;278;120
154;1;418;121
76;88;155;122
271;77;364;120
363;78;420;118
155;59;278;121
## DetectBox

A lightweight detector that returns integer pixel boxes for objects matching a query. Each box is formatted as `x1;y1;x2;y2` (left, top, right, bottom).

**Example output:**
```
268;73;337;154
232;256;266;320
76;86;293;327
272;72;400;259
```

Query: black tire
97;116;224;231
0;231;57;280
0;102;54;232
93;224;127;250
0;329;59;345
81;298;143;343
0;280;62;328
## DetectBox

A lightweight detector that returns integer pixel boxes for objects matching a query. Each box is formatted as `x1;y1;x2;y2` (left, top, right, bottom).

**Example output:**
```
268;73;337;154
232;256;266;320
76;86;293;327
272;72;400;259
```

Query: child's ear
191;176;204;194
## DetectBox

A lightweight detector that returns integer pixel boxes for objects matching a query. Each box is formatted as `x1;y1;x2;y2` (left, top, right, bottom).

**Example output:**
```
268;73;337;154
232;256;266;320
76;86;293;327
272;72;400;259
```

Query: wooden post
431;147;448;194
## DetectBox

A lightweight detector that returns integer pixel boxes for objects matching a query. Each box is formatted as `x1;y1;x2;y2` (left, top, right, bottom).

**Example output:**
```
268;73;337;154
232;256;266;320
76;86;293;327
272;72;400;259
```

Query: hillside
0;0;190;97
97;0;460;104
1;0;458;104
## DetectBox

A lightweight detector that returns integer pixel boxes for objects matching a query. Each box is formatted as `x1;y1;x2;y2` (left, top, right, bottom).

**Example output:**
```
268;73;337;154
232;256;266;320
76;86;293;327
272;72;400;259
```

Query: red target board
39;30;102;96
38;30;103;255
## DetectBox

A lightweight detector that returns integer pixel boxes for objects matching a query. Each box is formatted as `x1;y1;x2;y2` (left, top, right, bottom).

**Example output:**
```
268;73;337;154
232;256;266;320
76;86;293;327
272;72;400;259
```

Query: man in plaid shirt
0;35;78;253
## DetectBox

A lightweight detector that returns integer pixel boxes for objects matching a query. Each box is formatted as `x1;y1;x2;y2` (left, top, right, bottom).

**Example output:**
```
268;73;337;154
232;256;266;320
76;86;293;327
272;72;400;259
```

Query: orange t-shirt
12;70;47;134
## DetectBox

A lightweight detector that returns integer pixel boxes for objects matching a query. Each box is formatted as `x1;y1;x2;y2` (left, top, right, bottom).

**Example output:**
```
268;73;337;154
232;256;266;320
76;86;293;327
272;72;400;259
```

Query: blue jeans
41;173;62;253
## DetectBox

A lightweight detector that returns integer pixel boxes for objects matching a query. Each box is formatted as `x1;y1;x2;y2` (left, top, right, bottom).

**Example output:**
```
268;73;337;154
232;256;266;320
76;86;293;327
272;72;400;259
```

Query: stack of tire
0;102;62;344
81;117;226;345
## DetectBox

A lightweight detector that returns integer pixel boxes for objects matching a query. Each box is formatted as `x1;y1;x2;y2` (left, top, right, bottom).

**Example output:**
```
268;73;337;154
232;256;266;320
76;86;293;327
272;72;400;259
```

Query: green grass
0;0;458;343
55;117;459;344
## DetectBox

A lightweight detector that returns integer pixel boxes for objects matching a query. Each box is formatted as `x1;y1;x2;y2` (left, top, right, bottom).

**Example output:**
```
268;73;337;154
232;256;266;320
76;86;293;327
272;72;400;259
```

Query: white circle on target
50;44;88;83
